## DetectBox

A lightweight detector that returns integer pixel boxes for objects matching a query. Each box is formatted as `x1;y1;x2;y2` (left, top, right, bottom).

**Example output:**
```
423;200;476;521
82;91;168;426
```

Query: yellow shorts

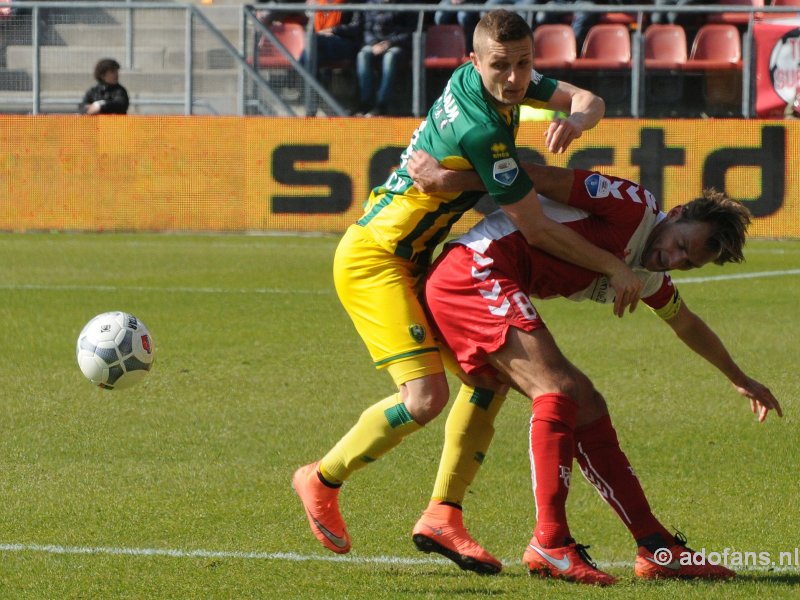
333;224;443;386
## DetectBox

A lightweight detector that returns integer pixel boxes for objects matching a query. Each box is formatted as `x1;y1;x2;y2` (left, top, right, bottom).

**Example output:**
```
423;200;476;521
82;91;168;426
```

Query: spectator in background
483;0;536;24
356;0;416;116
255;0;309;26
80;58;129;115
301;0;364;115
651;0;704;27
433;0;480;54
302;0;363;75
535;0;599;50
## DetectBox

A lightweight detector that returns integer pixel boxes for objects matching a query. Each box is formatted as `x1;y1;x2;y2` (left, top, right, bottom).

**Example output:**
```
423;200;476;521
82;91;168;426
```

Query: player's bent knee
576;389;610;426
555;367;593;402
587;389;609;418
401;374;450;425
530;375;584;401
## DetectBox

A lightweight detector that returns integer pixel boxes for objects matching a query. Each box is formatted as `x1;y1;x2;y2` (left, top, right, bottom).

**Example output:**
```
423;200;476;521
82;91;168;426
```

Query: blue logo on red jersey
584;172;612;198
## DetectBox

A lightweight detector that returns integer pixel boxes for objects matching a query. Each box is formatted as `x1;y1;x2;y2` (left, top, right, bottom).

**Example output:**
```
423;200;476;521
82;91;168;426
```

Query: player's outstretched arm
664;301;783;422
543;80;605;154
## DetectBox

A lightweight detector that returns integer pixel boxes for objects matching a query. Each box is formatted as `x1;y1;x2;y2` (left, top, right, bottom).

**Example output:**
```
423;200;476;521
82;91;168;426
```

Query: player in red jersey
411;158;782;585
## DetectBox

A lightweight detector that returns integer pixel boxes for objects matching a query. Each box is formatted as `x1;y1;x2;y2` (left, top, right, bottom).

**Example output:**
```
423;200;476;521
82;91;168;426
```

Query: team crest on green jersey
409;324;426;343
493;158;519;186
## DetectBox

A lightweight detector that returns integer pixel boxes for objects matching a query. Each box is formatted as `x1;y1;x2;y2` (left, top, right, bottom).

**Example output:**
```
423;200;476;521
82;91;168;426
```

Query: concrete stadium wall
1;116;797;238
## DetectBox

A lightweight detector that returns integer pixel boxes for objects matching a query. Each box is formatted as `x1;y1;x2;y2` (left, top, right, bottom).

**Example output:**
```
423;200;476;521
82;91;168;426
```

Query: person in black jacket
355;0;416;116
80;58;129;115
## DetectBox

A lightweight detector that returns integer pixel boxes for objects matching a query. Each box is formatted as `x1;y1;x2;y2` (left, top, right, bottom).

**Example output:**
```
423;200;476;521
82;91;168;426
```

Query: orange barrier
1;116;797;238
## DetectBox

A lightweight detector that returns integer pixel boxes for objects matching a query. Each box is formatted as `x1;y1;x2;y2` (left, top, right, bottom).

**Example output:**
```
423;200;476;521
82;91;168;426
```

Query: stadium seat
683;24;742;71
643;25;688;114
644;24;688;70
572;24;632;70
254;23;306;69
533;24;576;70
683;24;742;113
424;24;468;70
570;24;632;115
707;0;765;24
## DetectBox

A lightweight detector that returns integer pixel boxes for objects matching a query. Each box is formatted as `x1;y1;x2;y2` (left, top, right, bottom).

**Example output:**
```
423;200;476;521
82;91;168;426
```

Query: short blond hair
473;9;533;55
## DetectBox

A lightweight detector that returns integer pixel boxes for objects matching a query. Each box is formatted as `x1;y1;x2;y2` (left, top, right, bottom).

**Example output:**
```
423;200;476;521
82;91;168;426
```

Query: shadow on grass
733;573;800;586
394;567;800;594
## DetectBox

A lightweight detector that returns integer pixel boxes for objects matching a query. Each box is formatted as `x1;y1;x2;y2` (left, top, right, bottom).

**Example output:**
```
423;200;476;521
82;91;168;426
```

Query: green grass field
0;233;797;599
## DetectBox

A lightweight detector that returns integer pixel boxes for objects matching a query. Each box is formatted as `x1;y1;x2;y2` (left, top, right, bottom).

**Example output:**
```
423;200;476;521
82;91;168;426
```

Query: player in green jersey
292;9;643;568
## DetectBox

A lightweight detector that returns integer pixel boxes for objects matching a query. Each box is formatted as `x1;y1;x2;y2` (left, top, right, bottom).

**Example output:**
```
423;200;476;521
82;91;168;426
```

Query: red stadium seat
424;24;468;70
707;0;765;24
683;24;742;71
533;24;576;70
255;23;306;69
644;24;688;70
570;25;632;114
572;24;631;70
643;25;688;112
683;24;742;111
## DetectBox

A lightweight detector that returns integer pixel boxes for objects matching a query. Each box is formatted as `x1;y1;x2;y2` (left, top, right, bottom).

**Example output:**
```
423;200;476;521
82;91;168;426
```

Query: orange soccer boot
523;535;617;586
634;532;736;580
412;502;502;575
292;462;351;554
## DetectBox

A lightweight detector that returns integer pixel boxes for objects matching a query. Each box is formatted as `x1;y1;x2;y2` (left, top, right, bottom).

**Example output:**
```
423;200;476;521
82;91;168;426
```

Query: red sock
530;393;578;548
574;414;671;543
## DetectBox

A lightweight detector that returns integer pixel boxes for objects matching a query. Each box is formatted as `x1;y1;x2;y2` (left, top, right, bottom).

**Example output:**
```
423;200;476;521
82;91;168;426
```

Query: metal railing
244;2;792;118
0;1;794;116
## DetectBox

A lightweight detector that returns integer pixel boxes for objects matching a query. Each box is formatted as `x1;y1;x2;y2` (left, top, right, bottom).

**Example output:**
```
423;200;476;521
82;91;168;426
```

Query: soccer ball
76;311;155;389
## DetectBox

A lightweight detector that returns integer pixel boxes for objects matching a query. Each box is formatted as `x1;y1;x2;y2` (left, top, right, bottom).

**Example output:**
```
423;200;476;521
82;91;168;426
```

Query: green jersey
357;61;557;265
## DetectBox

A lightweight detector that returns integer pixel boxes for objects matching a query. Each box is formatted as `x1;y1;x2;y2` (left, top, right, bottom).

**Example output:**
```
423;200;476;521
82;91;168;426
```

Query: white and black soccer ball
76;311;155;389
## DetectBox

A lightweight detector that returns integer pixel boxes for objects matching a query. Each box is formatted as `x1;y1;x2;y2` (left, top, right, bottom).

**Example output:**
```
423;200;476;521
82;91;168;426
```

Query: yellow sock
319;393;422;484
431;385;505;505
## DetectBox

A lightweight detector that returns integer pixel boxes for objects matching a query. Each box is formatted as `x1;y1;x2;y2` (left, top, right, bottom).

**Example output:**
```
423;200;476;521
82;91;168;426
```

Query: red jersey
425;170;681;376
456;170;676;307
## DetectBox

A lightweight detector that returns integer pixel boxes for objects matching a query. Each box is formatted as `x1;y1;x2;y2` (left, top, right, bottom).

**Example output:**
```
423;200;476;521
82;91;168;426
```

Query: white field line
0;284;331;295
0;543;440;565
747;248;800;254
0;542;797;573
1;269;798;296
672;268;800;284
